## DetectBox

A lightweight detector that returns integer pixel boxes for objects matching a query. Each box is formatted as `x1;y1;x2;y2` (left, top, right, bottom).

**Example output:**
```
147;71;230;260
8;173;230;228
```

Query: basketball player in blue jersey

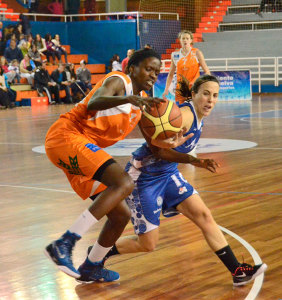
88;74;267;286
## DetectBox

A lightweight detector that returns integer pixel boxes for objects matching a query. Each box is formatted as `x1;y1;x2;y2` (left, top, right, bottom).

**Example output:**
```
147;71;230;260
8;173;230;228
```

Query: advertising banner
153;70;252;101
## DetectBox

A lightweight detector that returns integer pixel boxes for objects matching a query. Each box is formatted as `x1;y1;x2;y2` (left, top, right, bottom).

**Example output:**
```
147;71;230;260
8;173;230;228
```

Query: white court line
220;226;265;300
0;184;75;194
0;184;266;299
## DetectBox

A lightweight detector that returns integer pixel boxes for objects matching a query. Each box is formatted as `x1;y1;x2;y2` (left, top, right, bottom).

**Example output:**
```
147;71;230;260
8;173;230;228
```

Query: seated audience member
13;24;23;41
51;63;72;103
19;54;36;85
52;34;68;63
34;60;60;104
17;33;27;48
2;67;17;103
48;0;63;21
0;69;13;109
4;39;23;63
34;34;47;57
65;63;85;102
109;54;122;71
28;43;42;66
19;41;29;57
76;60;92;91
0;21;4;55
6;34;18;48
8;59;21;83
45;33;61;64
121;48;135;73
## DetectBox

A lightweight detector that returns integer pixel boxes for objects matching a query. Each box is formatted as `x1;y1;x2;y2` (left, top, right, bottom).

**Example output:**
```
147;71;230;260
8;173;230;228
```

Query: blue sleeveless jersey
131;101;203;174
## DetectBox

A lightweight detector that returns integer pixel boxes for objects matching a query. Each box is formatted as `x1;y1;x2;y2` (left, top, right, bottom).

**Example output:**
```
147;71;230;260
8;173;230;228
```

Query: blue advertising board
153;70;252;101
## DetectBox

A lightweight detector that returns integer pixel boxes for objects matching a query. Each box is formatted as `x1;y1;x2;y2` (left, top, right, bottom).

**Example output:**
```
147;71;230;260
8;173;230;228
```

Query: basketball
140;99;182;140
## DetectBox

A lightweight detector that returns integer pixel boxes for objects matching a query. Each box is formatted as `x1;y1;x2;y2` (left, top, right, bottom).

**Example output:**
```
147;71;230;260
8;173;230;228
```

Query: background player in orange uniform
44;49;191;283
163;30;210;104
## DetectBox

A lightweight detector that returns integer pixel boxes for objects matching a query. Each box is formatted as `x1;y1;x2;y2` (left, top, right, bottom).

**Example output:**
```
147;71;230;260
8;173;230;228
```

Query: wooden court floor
0;95;281;300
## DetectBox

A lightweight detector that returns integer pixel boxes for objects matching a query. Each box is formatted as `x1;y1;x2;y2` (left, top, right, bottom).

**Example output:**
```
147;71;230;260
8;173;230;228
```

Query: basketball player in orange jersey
163;30;210;104
44;48;191;283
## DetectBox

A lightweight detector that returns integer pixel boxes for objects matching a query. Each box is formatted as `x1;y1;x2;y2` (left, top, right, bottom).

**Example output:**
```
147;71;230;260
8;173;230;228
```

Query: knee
194;208;215;225
115;174;134;197
108;207;131;226
140;240;157;252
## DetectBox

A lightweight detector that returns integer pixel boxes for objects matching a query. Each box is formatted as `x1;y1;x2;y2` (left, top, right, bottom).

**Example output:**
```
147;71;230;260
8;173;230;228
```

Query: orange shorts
45;119;109;200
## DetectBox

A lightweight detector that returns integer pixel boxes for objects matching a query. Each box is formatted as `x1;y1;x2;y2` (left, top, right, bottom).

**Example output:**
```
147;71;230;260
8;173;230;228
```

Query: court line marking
0;184;266;298
0;184;75;194
222;109;281;119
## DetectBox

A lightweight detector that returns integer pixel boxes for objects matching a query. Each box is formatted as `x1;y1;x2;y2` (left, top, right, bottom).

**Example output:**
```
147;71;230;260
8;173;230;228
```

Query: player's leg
44;138;134;278
77;201;131;283
176;194;267;286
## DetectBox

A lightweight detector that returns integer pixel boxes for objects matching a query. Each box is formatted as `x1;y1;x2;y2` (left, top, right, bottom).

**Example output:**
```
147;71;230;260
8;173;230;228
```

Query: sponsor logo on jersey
157;196;163;206
57;155;85;175
179;186;187;195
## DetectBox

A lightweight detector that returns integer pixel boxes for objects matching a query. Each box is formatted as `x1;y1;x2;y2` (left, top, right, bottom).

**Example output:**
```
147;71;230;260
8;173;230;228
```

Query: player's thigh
176;193;212;222
46;135;112;180
125;164;167;235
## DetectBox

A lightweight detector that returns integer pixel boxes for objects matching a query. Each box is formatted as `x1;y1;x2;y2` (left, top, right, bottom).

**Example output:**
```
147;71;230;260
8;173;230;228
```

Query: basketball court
0;94;281;299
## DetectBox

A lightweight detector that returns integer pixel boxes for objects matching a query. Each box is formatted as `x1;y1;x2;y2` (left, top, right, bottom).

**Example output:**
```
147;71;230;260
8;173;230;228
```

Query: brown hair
178;30;193;40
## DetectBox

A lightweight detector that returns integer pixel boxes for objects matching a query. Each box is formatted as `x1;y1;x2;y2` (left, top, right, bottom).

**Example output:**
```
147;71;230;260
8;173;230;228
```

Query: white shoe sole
233;263;268;286
44;248;80;279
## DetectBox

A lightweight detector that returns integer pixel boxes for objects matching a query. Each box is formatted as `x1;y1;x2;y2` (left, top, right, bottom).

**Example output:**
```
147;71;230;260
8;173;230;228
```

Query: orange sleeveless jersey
176;48;200;103
46;71;146;149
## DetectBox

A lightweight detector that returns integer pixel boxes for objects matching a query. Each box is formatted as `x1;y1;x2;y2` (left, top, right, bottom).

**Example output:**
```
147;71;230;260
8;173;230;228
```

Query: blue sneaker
44;230;81;278
76;258;120;283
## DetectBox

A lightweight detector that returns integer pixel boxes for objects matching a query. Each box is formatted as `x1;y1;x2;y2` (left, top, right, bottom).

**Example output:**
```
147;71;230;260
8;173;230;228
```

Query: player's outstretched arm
87;76;163;111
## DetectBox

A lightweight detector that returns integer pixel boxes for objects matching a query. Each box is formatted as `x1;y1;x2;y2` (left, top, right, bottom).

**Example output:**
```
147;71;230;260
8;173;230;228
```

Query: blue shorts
125;162;198;235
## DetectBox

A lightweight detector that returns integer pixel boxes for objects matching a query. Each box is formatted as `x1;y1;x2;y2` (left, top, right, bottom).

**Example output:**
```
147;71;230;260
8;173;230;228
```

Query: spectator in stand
65;63;84;102
19;14;31;36
18;33;27;48
19;41;29;57
8;59;21;83
48;0;63;14
26;34;33;49
45;33;61;64
144;43;152;49
19;53;36;85
34;60;60;104
109;54;122;72
28;43;42;66
66;0;80;19
6;34;18;48
0;68;13;109
52;34;68;63
76;60;92;91
29;0;40;13
2;67;17;104
13;24;23;41
4;39;23;63
121;49;135;73
1;57;19;84
34;34;47;58
85;0;96;15
0;22;4;55
256;0;276;15
51;63;72;103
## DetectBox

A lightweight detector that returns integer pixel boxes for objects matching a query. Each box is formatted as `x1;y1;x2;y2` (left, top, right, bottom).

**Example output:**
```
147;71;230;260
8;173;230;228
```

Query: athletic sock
68;209;98;237
215;245;240;273
88;241;112;263
105;244;120;259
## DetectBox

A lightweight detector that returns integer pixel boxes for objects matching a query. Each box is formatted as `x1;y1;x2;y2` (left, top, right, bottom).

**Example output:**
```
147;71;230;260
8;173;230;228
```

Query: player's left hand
192;158;220;173
151;128;194;149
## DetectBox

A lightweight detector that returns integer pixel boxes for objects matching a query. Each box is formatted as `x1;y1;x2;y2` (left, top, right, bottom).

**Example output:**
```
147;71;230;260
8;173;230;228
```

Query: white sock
68;209;98;237
88;241;112;263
